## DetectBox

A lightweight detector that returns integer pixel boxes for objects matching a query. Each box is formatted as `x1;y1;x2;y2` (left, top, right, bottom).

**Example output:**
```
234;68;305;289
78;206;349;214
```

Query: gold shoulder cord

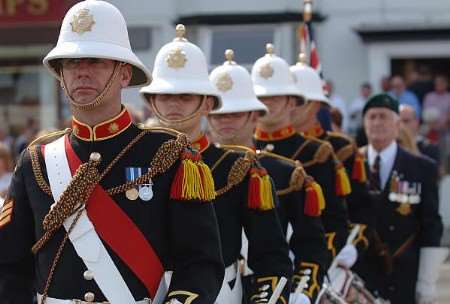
335;144;355;163
256;150;306;196
211;150;234;172
215;153;253;196
276;165;306;196
29;146;53;196
290;140;309;160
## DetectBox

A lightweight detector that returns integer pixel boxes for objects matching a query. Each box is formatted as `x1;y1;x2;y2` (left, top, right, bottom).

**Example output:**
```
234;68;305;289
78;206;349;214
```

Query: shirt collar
254;125;296;141
368;140;397;167
72;107;132;141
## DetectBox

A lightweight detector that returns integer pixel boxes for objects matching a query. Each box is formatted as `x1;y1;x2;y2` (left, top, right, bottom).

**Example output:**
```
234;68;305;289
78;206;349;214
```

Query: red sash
55;135;164;298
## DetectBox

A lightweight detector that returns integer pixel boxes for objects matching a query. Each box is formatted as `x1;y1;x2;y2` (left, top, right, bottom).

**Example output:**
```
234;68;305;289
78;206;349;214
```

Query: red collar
191;134;210;153
303;123;325;138
254;125;295;141
72;108;132;141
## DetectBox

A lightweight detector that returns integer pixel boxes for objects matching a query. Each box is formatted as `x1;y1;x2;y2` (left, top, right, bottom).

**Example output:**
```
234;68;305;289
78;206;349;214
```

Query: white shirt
368;141;398;190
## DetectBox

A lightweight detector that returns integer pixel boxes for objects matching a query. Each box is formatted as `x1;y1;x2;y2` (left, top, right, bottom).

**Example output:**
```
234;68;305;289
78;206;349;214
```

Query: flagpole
299;0;313;62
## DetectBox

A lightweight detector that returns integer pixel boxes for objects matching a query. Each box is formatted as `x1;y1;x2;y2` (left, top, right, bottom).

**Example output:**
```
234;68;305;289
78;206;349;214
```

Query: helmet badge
216;72;234;92
166;47;188;69
259;63;274;79
70;9;96;34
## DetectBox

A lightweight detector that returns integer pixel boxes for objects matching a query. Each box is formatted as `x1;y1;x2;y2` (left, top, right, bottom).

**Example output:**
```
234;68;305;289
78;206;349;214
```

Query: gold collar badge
108;123;119;134
71;9;96;34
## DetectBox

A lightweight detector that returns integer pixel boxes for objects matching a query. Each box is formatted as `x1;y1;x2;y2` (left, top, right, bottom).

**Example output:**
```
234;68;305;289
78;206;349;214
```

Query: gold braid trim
256;151;307;195
335;143;355;163
290;139;309;160
28;146;52;196
216;152;253;196
215;143;256;154
257;150;298;166
277;164;306;196
27;129;70;148
211;150;234;172
314;141;333;164
136;125;183;137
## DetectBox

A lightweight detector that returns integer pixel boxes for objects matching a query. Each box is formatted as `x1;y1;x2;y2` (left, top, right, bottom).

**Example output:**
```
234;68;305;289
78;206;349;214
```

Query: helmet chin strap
149;95;207;128
60;62;125;111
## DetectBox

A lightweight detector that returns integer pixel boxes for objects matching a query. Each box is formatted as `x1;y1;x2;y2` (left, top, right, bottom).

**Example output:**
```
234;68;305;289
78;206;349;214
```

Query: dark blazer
355;145;443;303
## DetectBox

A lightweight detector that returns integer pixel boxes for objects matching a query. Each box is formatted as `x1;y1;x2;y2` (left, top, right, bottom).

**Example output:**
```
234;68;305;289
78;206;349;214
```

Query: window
210;26;275;66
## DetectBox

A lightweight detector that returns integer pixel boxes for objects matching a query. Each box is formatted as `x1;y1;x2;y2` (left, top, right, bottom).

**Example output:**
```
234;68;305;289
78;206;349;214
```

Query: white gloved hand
334;244;357;269
289;292;311;304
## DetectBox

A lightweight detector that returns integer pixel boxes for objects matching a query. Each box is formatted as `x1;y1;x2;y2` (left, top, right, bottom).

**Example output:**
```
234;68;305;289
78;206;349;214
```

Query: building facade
1;0;450;130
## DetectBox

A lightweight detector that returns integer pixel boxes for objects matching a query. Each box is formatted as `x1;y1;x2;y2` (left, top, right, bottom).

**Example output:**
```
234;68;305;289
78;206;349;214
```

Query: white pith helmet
290;53;329;104
251;43;302;98
210;49;267;115
43;0;151;87
140;24;222;110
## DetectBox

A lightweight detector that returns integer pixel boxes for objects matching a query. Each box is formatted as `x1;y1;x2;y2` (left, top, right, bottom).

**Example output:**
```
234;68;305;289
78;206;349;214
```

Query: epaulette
27;128;70;147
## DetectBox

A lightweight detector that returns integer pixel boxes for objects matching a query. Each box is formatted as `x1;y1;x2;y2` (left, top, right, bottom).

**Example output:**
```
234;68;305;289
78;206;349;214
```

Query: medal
139;184;153;201
396;203;412;216
126;188;139;200
389;192;398;202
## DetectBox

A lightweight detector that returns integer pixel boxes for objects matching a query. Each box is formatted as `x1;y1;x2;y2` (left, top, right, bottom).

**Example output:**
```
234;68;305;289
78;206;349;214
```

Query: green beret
363;93;399;116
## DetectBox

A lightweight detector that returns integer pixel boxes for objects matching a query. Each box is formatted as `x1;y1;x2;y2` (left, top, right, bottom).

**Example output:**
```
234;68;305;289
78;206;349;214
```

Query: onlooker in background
422;75;450;138
330;107;343;132
0;128;13;153
397;124;420;156
390;75;421;117
14;117;38;157
0;143;13;198
380;75;391;93
326;80;349;132
349;82;372;136
399;104;442;176
408;65;434;106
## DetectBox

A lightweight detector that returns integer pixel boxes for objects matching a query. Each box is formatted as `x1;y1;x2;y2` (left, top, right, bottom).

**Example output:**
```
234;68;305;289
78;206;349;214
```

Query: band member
140;26;292;304
253;45;351;265
0;2;224;303
207;50;329;303
290;57;372;256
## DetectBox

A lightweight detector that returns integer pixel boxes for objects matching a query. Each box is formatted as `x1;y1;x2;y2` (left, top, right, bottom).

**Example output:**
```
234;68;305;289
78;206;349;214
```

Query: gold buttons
83;270;94;280
84;292;95;302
